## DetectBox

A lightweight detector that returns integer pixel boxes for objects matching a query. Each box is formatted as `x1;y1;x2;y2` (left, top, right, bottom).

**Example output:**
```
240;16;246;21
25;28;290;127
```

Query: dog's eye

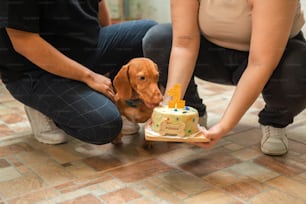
139;76;145;81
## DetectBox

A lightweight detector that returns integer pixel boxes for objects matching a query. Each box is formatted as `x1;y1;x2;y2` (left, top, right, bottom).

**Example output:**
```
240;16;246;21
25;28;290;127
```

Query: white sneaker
260;125;288;155
121;116;140;135
24;106;68;145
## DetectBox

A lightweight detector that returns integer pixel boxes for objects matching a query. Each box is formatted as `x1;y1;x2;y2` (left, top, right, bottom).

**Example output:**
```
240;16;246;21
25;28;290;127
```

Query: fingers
90;74;116;101
189;127;219;149
83;72;117;102
103;79;115;102
106;87;115;102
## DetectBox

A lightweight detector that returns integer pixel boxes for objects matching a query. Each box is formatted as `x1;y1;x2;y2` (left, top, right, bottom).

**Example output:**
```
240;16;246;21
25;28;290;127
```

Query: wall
107;0;306;30
302;0;306;33
143;0;306;26
105;0;170;23
141;0;170;23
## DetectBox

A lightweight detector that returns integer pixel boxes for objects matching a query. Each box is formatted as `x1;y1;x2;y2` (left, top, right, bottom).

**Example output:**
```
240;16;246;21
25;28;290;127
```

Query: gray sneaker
121;116;140;135
260;125;288;155
24;106;68;145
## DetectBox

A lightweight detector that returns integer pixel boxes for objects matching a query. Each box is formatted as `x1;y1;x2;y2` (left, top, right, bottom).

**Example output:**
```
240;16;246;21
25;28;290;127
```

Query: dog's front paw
112;134;123;145
143;140;154;149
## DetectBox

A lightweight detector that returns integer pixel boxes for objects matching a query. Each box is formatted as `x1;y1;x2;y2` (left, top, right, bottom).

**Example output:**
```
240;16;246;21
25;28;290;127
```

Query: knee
142;19;159;29
262;39;306;112
143;23;172;50
86;115;122;145
63;109;123;145
142;23;172;86
278;39;306;92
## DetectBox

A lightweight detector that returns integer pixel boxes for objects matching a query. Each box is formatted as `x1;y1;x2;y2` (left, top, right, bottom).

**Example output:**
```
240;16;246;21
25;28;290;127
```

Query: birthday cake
145;84;209;142
150;106;199;136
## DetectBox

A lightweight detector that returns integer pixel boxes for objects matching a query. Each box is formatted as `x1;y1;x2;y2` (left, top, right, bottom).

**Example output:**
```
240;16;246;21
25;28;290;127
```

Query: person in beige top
143;0;306;155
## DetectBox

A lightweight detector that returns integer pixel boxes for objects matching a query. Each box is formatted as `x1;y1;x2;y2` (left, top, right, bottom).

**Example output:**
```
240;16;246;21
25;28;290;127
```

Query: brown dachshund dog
113;57;163;144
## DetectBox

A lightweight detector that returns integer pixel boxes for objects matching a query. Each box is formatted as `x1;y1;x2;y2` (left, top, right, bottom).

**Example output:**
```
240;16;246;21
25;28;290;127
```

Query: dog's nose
152;90;163;103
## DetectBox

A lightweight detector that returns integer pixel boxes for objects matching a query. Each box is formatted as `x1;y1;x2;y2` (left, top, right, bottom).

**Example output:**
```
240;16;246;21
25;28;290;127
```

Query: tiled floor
0;78;305;204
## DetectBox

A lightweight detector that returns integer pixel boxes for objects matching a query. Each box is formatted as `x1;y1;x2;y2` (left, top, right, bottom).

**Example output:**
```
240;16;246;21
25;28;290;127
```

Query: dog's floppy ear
113;64;133;99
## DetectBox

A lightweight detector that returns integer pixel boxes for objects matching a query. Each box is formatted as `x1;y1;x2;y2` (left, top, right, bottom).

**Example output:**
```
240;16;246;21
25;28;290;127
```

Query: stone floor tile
98;178;125;192
44;145;83;164
254;155;305;177
203;169;250;188
8;188;59;204
180;152;241;177
132;180;160;199
226;128;261;147
223;143;244;151
0;113;25;124
228;161;279;182
288;122;306;144
266;176;306;201
0;142;32;157
129;197;156;204
0;124;15;137
0;173;44;199
0;166;21;182
132;178;187;204
184;189;242;204
288;140;306;154
17;150;75;185
64;161;97;178
147;186;186;204
55;174;112;194
110;159;173;183
0;159;10;168
222;179;264;201
100;187;142;204
250;189;305;204
230;148;262;161
82;154;122;172
157;145;198;164
158;170;212;195
60;194;102;204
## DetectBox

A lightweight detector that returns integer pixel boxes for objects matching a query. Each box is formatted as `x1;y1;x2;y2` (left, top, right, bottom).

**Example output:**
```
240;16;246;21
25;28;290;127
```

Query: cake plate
144;123;210;143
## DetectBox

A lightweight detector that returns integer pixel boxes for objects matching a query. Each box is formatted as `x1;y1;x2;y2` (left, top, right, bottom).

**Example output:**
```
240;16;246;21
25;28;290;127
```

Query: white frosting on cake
151;106;199;136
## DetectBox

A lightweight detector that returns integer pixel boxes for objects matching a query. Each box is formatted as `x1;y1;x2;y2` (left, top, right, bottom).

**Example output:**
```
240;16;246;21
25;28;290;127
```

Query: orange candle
167;84;185;108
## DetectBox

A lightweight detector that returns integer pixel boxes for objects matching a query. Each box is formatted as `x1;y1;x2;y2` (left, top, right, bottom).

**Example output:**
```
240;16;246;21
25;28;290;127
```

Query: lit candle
167;84;185;108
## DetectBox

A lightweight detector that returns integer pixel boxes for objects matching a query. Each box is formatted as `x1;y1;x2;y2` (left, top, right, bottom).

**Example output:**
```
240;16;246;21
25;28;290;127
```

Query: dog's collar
123;66;144;108
125;99;143;108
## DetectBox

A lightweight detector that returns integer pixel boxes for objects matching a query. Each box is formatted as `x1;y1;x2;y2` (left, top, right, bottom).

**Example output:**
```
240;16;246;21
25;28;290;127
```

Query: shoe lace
40;113;55;131
264;126;286;139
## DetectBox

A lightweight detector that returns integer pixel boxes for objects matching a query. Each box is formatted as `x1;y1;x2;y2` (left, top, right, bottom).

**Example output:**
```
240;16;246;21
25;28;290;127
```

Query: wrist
217;119;233;136
81;69;95;84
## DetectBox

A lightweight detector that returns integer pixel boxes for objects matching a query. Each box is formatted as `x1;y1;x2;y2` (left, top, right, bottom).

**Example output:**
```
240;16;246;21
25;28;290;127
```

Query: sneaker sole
261;146;288;156
34;136;68;145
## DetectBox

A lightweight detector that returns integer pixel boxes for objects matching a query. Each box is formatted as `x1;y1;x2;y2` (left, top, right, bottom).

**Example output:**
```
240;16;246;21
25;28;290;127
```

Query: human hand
191;123;227;149
85;72;115;101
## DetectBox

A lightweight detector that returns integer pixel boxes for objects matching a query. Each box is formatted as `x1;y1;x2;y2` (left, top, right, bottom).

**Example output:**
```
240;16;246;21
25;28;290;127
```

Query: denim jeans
4;19;157;144
143;23;306;128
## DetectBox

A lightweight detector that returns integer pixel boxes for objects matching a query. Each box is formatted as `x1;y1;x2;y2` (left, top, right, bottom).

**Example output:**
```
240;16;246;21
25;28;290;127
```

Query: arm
6;28;115;100
98;0;112;27
199;0;297;148
164;0;201;103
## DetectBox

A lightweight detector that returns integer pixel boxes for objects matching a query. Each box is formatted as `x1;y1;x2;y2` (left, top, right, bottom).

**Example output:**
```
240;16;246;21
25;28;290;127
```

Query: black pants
143;23;306;128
